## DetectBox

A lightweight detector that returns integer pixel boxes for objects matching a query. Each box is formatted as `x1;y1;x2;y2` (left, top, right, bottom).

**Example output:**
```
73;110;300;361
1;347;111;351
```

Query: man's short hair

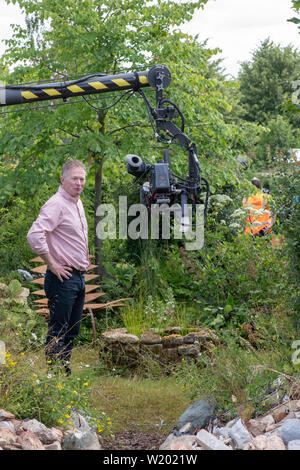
251;177;262;190
62;159;86;178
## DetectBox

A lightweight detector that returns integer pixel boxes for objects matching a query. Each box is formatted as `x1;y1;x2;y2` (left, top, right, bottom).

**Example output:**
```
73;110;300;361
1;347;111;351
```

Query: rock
44;440;62;450
196;429;232;450
17;269;34;281
0;428;19;449
179;422;194;434
101;330;139;344
280;419;300;444
178;344;199;358
0;421;15;432
271;400;300;422
159;435;202;450
265;434;286;450
265;422;283;433
18;431;45;450
183;333;199;344
275;411;290;423
18;287;30;300
247;419;266;437
228;418;253;450
162;334;183;347
22;418;58;444
287;439;300;450
256;413;275;428
252;434;286;450
140;343;163;357
161;348;179;362
63;429;101;450
50;427;64;443
177;398;217;433
62;412;102;450
214;426;231;440
251;435;270;450
0;410;15;421
140;333;162;345
165;327;184;334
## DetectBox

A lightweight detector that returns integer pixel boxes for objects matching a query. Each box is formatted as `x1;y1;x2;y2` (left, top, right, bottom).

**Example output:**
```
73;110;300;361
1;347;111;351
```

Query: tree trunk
94;110;106;276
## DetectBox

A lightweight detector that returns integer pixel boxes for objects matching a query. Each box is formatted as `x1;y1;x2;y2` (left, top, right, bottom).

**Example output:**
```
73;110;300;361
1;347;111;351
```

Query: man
27;159;90;375
243;177;276;237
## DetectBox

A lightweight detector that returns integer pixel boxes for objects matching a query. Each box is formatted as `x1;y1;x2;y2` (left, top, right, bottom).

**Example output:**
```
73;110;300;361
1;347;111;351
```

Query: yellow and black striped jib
0;71;150;107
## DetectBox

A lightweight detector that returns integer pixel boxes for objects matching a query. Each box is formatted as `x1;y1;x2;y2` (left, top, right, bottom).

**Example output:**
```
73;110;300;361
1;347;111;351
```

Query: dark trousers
44;268;85;368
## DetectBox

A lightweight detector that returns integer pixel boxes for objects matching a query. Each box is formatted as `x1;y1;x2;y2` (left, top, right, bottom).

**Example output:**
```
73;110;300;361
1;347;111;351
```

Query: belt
72;267;86;276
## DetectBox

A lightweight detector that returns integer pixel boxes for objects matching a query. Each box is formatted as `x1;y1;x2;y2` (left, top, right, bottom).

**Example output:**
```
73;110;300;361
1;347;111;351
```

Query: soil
99;430;169;450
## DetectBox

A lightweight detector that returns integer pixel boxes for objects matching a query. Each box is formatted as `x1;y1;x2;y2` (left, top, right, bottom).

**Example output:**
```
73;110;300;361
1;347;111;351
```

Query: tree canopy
1;0;243;272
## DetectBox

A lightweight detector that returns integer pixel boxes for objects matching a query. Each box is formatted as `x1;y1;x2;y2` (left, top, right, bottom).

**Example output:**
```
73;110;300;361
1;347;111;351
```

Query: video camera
126;151;179;207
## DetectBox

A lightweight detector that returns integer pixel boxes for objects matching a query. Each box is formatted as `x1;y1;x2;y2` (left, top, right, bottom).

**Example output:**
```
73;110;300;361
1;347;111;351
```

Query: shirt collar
58;185;79;203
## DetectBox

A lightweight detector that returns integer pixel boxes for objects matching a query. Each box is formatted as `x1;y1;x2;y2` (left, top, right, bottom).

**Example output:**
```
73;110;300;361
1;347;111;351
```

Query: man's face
61;166;86;198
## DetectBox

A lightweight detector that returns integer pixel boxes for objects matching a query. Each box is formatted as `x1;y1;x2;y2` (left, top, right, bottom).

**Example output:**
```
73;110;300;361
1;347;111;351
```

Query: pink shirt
27;186;90;271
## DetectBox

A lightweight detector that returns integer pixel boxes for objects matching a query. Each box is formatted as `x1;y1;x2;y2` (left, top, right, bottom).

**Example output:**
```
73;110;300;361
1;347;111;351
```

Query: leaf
224;304;233;315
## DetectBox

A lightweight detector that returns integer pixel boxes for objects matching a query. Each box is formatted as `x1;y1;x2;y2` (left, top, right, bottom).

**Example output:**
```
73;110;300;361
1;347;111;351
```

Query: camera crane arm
0;70;151;107
0;64;209;216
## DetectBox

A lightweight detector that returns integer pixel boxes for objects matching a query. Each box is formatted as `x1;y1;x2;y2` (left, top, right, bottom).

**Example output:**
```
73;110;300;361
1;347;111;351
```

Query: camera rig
0;65;210;224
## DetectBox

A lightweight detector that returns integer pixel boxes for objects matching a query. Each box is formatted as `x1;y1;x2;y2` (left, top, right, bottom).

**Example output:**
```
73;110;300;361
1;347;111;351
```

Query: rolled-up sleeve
27;199;62;254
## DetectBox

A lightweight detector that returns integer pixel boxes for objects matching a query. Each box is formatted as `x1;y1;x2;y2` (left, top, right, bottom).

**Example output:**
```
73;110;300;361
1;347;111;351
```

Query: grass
90;375;190;434
0;343;190;435
73;345;190;434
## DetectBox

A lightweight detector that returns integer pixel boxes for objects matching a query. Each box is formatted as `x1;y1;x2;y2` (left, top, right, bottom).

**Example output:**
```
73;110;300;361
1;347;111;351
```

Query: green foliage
121;287;193;336
289;1;300;31
0;280;46;353
255;115;299;167
0;351;110;432
173;338;294;418
0;190;51;274
238;38;300;125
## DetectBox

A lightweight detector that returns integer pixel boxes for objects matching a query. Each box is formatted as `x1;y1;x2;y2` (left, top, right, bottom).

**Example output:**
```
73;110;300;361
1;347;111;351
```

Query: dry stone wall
99;327;221;366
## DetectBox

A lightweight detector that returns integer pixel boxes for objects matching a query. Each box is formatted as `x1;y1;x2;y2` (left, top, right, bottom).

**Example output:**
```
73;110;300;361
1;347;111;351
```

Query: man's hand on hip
39;253;73;282
49;263;73;282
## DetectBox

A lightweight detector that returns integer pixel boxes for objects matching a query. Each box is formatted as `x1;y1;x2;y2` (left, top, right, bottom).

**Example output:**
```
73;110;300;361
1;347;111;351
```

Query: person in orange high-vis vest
243;178;276;237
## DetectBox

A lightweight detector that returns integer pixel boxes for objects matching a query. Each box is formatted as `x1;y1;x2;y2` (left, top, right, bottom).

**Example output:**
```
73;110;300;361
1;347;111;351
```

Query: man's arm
27;198;73;282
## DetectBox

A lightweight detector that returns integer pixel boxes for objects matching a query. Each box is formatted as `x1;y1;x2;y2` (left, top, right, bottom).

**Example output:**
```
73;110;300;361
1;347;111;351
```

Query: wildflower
20;352;25;356
57;383;63;389
83;382;88;386
67;405;72;409
58;419;63;424
65;414;71;419
73;390;78;394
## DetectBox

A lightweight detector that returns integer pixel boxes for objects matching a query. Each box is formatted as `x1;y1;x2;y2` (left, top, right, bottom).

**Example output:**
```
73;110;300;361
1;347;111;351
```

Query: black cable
82;89;134;111
159;98;185;132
